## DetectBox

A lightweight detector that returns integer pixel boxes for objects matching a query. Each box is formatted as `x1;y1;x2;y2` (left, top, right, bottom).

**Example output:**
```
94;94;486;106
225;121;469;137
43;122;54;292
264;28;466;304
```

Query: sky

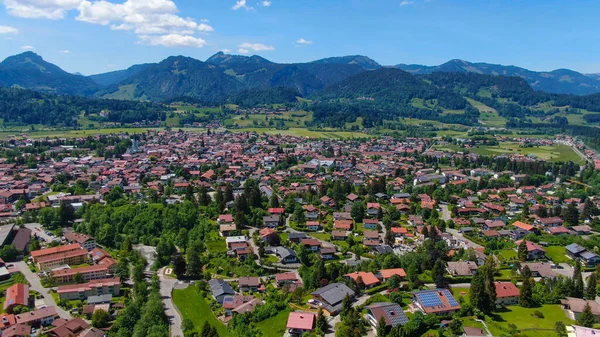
0;0;599;75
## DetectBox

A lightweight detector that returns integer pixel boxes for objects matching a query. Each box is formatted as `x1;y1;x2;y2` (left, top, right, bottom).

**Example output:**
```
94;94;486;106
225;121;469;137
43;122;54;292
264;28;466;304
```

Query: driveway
15;261;71;319
23;223;56;243
554;263;592;279
158;268;187;337
446;228;483;249
439;204;452;222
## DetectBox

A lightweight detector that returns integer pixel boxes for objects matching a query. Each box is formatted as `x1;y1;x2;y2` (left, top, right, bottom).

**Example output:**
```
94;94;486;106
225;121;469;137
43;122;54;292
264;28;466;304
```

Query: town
0;129;598;337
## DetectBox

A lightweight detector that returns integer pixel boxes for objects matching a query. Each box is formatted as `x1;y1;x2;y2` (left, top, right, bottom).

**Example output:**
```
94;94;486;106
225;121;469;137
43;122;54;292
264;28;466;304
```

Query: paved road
24;223;56;243
15;261;71;319
554;263;592;280
446;228;484;249
439;204;452;222
159;268;186;337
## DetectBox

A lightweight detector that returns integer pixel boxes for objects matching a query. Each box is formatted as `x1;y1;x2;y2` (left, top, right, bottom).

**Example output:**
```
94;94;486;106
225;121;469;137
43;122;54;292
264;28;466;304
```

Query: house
218;214;234;223
223;296;262;316
412;289;460;315
366;303;409;329
11;228;31;254
334;220;353;231
566;243;587;259
226;236;247;248
301;239;321;252
581;252;600;267
494;281;520;305
535;217;564;228
320;247;336;260
288;233;307;244
515;240;546;260
511;221;535;239
367;203;381;217
568;325;600;337
15;307;57;326
51;263;115;284
562;297;600;322
263;215;281;228
331;230;348;241
520;262;556;279
311;283;355;315
267;246;298;264
46;317;89;337
30;243;82;263
286;312;316;336
208;279;235;304
446;261;478;277
274;272;300;288
239;277;261;293
36;249;89;270
219;224;237;237
363;219;379;230
304;205;320;221
64;232;96;251
546;226;572;236
378;268;406;281
56;278;121;301
3;284;30;312
344;271;381;288
1;324;30;337
258;228;279;245
306;222;322;231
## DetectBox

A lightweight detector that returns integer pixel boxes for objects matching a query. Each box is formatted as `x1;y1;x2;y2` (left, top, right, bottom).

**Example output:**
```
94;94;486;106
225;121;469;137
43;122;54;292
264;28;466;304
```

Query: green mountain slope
0;52;100;96
396;59;600;95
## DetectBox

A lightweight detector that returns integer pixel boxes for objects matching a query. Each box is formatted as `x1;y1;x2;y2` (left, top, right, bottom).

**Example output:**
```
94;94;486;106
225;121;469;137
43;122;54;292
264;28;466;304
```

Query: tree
577;303;596;328
270;193;280;208
574;262;585;298
587;273;598;300
449;315;463;336
432;259;447;289
351;202;365;224
58;200;76;226
92;309;111;328
316;308;329;333
186;240;203;277
387;275;401;290
565;202;580;227
73;272;84;284
377;316;389;337
519;266;534;307
0;245;19;262
173;254;187;277
555;321;567;337
182;318;195;334
518;240;528;261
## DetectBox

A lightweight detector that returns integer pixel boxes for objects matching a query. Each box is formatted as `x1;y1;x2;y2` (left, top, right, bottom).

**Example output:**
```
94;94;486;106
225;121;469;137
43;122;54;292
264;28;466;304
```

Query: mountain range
1;51;600;102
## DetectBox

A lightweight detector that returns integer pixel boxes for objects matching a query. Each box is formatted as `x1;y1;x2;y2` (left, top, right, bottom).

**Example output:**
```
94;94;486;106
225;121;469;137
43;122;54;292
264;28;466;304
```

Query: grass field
498;249;518;262
254;308;291;337
545;246;570;264
484;304;573;337
231;128;370;139
466;98;507;128
435;142;585;164
206;239;227;253
227;111;313;128
0;127;153;139
173;287;232;337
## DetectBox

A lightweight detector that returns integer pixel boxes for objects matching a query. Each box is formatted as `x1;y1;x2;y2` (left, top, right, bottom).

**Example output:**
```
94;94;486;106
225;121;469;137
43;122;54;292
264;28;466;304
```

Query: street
15;261;71;319
439;204;452;222
158;268;186;337
446;228;484;249
23;223;56;243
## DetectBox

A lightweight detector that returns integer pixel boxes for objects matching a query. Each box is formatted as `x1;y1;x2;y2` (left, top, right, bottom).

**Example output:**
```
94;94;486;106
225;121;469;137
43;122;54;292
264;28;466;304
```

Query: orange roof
3;284;28;310
379;268;407;279
31;243;81;258
345;271;380;286
513;221;534;231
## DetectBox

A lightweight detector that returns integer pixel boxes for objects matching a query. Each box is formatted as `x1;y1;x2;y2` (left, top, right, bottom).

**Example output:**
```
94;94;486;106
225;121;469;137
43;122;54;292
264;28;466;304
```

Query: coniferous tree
519;266;534;307
577;303;596;328
432;259;447;289
518;240;528;261
565;202;580;227
573;263;585;298
586;273;597;300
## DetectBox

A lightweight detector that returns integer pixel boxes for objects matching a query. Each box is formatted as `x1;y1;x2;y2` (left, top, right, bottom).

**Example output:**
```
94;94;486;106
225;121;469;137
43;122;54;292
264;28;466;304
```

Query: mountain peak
311;55;381;70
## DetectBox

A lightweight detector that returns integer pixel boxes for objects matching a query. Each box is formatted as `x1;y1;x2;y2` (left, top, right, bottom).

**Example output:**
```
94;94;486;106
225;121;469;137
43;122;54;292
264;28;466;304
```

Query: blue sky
1;0;599;75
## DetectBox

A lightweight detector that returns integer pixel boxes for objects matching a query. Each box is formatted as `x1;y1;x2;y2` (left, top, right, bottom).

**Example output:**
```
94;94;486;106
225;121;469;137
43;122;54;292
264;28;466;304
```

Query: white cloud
239;42;274;52
222;49;232;53
21;45;35;50
3;0;82;19
296;38;312;45
232;0;253;11
139;34;207;48
4;0;214;48
59;49;71;53
261;1;271;7
0;25;19;34
400;1;414;5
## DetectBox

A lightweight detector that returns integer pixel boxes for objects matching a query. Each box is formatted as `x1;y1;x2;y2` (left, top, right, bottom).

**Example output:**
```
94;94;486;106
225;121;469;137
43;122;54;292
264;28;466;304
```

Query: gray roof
581;251;599;260
267;246;296;259
0;224;14;246
87;294;112;304
288;233;307;240
566;243;587;255
209;279;235;297
311;283;355;307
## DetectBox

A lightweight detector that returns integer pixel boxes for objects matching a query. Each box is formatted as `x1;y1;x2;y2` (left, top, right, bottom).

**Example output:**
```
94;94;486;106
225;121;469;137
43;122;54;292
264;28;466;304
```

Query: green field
173;287;232;337
0;127;154;139
484;305;573;337
545;246;570;264
498;249;518;262
227;111;313;128
435;142;585;164
466;98;507;128
231;128;370;139
254;308;290;337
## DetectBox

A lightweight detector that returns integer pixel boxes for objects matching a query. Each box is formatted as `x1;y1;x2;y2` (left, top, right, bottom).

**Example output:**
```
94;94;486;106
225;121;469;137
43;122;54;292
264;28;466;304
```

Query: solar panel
384;307;409;327
444;290;460;307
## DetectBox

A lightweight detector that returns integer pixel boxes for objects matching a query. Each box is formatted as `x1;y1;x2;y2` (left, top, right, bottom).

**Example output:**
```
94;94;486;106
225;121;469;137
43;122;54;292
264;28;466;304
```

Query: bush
366;284;389;295
532;310;544;318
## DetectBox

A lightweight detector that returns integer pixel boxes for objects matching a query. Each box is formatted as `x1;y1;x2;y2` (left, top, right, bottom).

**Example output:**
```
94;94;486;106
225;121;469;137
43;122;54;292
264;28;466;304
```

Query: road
446;228;484;249
158;268;186;337
15;261;71;319
439;204;452;222
24;223;56;243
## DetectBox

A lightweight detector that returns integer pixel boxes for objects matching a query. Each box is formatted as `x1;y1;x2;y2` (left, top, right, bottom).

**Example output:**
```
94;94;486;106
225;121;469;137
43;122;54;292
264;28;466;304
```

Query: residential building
63;233;96;251
446;261;478;277
3;284;29;312
494;282;520;305
366;302;409;329
208;279;235;305
311;283;355;315
56;278;120;301
412;289;461;316
286;312;315;336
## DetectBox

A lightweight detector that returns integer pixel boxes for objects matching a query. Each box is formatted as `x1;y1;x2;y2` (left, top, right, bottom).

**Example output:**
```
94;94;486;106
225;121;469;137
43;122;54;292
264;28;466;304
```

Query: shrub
532;310;544;318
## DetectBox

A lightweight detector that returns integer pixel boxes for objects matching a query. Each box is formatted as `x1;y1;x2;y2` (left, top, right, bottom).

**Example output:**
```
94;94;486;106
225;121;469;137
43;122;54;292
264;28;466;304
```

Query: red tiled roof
286;312;315;330
494;281;520;298
379;268;406;279
345;271;380;286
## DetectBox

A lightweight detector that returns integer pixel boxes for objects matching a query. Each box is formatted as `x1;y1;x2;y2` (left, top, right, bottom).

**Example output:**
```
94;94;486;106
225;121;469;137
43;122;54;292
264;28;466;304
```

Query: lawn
254;308;291;337
484;304;573;337
310;232;331;242
172;287;232;337
206;239;227;253
545;246;570;264
435;142;584;164
498;249;518;262
451;287;470;304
